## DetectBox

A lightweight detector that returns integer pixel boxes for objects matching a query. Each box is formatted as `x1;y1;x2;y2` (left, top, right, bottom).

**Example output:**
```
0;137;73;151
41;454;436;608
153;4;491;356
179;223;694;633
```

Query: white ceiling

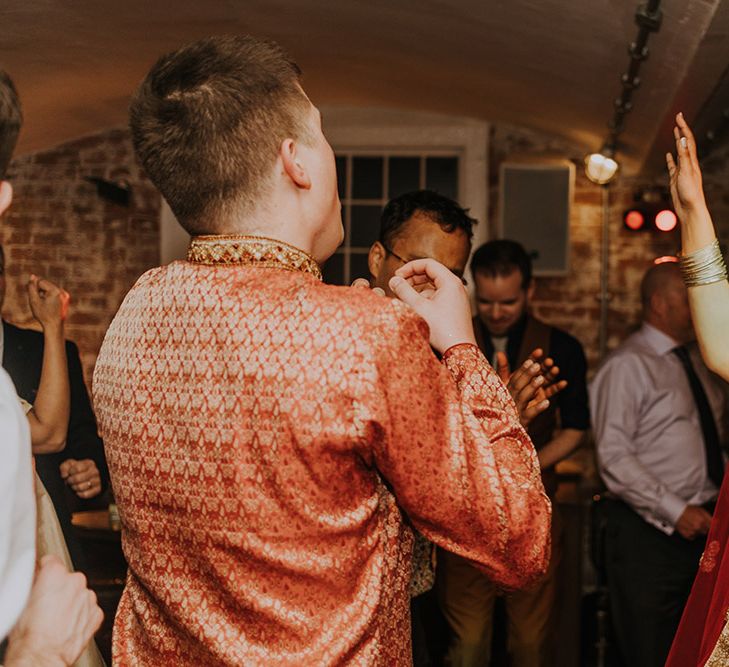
2;0;728;175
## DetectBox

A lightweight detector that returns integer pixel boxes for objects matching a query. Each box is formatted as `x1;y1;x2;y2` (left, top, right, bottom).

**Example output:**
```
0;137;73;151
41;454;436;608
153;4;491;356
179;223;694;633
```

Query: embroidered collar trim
187;235;322;281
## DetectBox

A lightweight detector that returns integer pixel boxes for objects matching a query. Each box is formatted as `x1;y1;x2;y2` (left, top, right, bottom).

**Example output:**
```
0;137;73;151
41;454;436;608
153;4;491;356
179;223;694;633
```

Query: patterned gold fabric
706;613;729;667
93;238;550;666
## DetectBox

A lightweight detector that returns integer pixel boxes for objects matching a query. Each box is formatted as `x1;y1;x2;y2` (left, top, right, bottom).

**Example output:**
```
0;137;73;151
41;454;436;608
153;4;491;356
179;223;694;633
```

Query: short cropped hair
470;239;532;288
129;35;311;235
0;70;22;180
379;190;477;248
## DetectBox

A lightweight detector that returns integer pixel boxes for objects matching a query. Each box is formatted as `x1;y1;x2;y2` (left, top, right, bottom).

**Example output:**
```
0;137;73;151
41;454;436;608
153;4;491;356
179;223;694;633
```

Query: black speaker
498;163;574;275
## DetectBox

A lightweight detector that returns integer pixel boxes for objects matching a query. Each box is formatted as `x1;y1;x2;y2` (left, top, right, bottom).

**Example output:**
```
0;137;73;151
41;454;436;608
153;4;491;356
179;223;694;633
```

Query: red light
625;210;644;230
655;209;677;232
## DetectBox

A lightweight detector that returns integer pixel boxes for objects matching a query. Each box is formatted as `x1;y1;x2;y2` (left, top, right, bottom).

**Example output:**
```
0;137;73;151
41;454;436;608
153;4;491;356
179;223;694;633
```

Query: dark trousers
412;593;433;667
603;500;705;667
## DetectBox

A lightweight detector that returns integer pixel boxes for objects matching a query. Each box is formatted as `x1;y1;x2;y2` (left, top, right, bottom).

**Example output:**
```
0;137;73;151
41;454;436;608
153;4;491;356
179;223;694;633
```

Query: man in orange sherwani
93;36;551;666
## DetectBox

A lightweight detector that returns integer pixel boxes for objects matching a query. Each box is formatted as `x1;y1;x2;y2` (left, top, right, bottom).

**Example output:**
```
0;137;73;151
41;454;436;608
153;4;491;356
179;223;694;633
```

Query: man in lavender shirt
591;260;728;667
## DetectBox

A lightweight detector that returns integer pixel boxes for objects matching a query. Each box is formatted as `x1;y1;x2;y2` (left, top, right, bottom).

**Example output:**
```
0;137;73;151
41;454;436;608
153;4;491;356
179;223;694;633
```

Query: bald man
591;261;729;667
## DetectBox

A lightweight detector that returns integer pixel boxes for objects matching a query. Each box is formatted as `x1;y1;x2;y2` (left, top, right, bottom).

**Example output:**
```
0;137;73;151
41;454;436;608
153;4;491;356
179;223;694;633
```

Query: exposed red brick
1;129;161;385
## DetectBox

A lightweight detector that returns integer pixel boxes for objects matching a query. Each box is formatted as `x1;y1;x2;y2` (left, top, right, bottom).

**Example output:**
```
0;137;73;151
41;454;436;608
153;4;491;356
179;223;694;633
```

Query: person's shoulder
2;320;44;345
4;319;81;355
592;332;648;381
312;283;428;339
544;322;585;353
126;265;170;292
110;265;172;314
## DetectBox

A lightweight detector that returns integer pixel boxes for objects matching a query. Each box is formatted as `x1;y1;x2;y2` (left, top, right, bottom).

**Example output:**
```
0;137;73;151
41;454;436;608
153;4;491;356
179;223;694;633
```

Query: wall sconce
584;149;619;185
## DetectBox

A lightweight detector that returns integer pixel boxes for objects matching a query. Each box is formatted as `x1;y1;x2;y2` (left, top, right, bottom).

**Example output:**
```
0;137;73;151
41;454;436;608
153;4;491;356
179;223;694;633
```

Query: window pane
335;156;346;200
352;157;383;199
426;157;458;200
350;253;371;283
350;205;382;248
321;252;345;286
388;157;420;197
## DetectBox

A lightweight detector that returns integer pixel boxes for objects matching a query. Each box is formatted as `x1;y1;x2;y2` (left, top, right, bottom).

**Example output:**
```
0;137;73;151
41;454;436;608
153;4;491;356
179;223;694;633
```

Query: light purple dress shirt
590;323;727;535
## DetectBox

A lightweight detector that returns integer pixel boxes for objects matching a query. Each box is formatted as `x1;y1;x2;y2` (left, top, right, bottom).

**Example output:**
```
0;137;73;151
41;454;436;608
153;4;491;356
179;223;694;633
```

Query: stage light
624;210;645;230
585;152;619;185
623;205;677;233
624;187;677;233
654;256;678;265
655;209;677;232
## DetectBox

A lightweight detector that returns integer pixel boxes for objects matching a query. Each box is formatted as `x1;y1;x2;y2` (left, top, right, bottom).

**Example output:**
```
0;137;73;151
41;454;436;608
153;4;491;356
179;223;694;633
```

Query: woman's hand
28;275;70;332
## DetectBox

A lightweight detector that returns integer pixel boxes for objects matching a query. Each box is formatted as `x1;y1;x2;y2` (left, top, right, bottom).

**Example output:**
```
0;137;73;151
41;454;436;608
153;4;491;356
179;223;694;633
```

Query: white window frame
323;106;489;255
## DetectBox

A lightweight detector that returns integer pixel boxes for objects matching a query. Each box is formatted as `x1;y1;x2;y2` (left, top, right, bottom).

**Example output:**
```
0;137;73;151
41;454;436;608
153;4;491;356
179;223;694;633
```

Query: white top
490;335;507;369
0;366;35;640
591;323;726;535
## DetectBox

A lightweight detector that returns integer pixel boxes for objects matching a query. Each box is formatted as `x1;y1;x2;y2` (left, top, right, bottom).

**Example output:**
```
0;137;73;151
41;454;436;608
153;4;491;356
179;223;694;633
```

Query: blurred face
661;274;694;344
473;269;532;337
368;211;471;297
300;102;343;263
0;250;4;311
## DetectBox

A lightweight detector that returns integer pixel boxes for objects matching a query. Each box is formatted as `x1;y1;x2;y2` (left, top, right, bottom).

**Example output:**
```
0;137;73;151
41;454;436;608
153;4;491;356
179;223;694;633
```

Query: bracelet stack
679;239;728;287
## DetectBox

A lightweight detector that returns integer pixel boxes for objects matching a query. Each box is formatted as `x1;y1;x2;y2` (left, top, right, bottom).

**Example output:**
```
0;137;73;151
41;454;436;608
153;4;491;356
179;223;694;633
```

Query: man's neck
487;313;529;344
208;211;315;257
643;317;684;346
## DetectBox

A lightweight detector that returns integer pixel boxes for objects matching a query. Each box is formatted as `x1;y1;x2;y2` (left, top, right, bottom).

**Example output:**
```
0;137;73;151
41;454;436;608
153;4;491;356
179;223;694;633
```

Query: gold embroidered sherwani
93;237;551;666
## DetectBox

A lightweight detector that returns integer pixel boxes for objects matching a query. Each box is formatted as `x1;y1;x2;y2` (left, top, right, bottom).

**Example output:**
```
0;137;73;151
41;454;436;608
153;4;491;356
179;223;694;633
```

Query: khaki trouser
436;508;562;667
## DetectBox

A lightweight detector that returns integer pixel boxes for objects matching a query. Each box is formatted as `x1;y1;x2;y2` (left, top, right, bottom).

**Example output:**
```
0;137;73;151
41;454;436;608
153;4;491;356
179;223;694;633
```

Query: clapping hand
496;348;567;428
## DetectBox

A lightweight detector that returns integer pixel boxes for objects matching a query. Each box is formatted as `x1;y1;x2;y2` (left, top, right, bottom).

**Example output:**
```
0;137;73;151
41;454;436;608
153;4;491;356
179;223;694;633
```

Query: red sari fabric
666;475;729;666
92;241;551;667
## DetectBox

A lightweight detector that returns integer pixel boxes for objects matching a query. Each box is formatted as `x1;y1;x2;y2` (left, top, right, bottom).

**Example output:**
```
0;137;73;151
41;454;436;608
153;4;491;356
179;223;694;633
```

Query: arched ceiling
2;0;728;175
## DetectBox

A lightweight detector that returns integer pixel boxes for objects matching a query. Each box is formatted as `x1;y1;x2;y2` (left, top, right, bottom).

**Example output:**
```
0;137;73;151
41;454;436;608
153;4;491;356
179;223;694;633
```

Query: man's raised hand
389;258;476;354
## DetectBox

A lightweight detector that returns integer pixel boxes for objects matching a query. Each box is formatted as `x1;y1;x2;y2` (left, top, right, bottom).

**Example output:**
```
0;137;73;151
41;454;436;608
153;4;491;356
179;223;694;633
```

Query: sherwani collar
187;234;322;281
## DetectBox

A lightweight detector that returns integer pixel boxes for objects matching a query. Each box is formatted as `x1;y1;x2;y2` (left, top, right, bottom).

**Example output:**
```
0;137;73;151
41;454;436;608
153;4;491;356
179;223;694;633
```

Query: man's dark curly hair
378;189;477;248
470;239;532;288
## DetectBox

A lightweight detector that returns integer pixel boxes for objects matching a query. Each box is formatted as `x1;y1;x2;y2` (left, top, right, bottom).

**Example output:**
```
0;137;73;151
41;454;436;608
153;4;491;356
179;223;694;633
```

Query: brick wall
701;139;729;248
490;124;683;374
2;129;160;384
3;122;726;385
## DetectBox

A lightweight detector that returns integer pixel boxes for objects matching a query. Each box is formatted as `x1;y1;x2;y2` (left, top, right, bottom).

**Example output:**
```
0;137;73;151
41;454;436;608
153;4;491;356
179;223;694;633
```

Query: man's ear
650;291;666;319
0;181;13;217
368;241;386;281
280;139;311;190
526;278;536;302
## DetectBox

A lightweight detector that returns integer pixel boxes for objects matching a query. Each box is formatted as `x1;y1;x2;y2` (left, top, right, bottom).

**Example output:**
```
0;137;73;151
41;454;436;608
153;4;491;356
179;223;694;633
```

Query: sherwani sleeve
369;312;551;590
